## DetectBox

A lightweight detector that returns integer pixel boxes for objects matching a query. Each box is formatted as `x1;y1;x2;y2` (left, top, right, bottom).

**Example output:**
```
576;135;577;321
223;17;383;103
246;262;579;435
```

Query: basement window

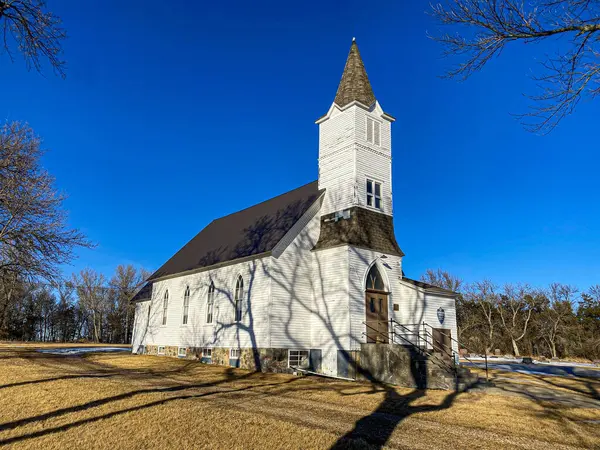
366;179;382;210
202;348;212;359
366;117;381;146
157;346;165;355
288;350;310;369
178;347;186;357
230;348;240;359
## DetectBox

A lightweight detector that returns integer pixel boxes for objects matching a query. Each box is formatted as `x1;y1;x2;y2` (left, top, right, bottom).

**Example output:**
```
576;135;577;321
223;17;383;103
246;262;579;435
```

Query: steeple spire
334;40;376;108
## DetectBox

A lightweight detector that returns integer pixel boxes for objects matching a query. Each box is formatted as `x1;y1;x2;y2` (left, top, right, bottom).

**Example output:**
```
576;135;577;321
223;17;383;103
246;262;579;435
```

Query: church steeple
334;39;376;108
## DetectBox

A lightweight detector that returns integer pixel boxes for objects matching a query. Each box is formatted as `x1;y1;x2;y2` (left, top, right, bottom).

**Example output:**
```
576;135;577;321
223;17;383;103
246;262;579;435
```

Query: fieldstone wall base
141;345;292;374
356;343;456;390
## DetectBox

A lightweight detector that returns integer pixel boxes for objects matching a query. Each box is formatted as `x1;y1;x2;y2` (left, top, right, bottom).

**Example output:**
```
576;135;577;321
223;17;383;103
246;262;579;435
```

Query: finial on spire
333;39;375;108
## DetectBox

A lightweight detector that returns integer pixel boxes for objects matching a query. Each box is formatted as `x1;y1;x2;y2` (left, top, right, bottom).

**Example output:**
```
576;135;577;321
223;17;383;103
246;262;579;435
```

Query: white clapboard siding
395;281;459;354
269;201;323;349
311;246;349;375
131;300;150;353
318;102;394;217
141;256;271;350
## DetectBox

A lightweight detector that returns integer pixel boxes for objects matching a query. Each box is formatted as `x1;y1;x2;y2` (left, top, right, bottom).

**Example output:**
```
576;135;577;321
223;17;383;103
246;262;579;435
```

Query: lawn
0;345;598;449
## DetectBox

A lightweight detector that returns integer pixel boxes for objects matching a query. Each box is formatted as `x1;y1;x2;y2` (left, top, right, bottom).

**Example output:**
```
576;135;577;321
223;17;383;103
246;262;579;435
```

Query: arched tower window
366;264;385;291
162;290;169;326
206;282;215;324
234;275;243;322
182;286;190;325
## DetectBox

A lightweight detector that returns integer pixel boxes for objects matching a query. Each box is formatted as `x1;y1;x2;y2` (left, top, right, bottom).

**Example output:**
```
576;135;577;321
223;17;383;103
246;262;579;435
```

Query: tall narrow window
182;286;190;325
206;282;215;324
162;290;169;326
366;117;381;146
366;179;382;210
234;275;243;322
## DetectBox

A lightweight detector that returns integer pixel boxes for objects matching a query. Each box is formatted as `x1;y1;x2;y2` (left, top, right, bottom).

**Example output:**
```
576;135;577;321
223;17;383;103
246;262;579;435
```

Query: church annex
131;40;458;379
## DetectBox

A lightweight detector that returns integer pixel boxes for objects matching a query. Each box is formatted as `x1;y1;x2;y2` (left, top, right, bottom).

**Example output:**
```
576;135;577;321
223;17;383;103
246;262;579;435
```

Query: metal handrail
362;320;392;343
388;320;456;373
422;322;488;382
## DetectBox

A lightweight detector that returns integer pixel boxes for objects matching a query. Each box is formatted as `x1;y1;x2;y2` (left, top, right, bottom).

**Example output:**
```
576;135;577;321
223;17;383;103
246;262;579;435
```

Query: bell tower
316;39;395;217
313;40;402;257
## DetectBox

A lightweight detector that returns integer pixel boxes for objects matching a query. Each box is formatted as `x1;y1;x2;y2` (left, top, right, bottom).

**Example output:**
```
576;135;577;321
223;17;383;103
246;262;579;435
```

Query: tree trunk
512;339;520;357
550;341;557;359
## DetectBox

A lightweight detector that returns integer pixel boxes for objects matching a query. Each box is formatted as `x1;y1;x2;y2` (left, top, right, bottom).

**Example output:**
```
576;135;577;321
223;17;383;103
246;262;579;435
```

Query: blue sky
1;1;598;289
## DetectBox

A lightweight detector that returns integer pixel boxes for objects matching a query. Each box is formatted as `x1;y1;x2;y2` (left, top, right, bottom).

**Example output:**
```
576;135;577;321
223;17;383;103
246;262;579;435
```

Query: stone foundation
141;345;292;374
355;343;457;390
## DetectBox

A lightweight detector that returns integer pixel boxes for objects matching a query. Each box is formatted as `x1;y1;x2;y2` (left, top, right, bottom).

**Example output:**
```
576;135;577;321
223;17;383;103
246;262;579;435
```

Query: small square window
157;346;165;355
178;347;186;357
202;348;212;358
288;350;310;369
230;348;240;359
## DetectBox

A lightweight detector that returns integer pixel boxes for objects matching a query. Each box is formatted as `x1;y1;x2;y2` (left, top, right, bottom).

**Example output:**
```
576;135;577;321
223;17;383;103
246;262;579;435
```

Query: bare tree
420;268;463;292
497;283;540;356
431;0;600;133
0;0;66;76
538;283;578;358
464;279;498;354
109;265;149;344
0;122;92;282
72;268;108;343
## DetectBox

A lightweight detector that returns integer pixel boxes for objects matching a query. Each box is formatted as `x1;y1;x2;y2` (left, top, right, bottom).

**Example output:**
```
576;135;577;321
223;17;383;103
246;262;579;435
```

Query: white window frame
366;117;381;146
162;290;169;326
288;350;310;369
230;348;240;359
234;275;243;322
366;178;382;211
202;347;212;358
157;346;165;355
182;286;190;325
178;347;186;357
206;282;215;324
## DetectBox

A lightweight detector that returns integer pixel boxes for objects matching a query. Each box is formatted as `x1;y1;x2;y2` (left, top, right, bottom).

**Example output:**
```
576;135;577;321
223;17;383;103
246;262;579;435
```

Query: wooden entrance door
365;292;389;343
432;328;452;361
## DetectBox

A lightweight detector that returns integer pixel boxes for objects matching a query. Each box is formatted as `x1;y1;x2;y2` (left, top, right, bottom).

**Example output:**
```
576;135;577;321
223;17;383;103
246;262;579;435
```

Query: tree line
421;269;600;360
0;266;148;343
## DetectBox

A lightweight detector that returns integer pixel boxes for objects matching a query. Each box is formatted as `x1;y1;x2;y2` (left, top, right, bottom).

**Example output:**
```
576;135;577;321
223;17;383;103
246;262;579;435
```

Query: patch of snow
36;347;130;356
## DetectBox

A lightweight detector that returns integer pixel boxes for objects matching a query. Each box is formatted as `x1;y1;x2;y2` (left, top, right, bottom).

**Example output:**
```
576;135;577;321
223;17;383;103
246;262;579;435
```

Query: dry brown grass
0;345;598;450
0;341;131;348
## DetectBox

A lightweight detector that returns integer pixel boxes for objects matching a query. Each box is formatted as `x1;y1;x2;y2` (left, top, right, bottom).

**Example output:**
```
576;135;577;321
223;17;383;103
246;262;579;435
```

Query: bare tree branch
430;0;600;133
0;0;66;77
0;121;93;282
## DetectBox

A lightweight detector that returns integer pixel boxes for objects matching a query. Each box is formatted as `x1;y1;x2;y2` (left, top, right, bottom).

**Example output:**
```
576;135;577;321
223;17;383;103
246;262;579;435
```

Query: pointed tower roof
334;39;376;108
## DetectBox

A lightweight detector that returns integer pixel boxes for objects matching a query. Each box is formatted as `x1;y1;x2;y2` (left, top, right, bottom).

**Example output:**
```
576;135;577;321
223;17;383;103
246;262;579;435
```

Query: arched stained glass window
182;286;190;325
162;290;169;325
234;276;243;322
366;265;385;291
206;282;215;324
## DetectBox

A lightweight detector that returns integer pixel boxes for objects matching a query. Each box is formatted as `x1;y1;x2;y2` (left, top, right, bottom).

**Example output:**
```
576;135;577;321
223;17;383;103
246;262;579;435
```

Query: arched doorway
365;264;389;343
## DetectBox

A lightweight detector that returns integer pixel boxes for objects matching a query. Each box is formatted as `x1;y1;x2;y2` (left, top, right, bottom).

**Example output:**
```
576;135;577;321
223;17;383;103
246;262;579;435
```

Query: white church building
131;40;458;380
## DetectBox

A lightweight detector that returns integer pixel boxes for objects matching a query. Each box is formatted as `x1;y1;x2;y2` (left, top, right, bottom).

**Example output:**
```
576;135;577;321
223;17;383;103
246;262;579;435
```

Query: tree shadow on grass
330;383;462;449
0;371;300;446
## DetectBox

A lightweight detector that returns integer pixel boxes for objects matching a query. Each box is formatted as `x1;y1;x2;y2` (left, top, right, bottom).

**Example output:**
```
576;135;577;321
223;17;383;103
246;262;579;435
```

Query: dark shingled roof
334;40;376;108
401;277;457;296
131;282;152;302
148;181;324;281
313;207;404;256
